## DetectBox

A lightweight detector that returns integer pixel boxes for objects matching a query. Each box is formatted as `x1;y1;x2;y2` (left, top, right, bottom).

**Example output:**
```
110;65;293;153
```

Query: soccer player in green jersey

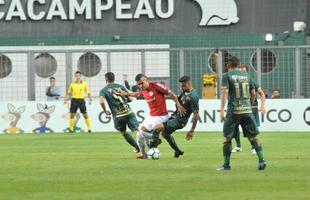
99;72;140;153
151;76;200;158
218;57;266;171
232;65;266;154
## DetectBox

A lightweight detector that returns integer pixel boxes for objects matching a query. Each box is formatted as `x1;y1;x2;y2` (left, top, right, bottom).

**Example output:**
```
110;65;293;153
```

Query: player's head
227;56;240;69
105;72;115;83
75;71;82;81
49;77;56;86
179;76;192;92
135;73;149;90
239;65;249;73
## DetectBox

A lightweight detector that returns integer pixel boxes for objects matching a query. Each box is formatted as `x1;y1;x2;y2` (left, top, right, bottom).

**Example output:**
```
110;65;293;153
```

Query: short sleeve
99;89;106;98
84;83;90;94
249;76;256;91
154;83;171;95
222;74;229;88
67;84;72;94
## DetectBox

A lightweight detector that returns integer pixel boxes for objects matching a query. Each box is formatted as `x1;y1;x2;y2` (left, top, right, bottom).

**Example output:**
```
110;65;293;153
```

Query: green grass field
0;132;309;200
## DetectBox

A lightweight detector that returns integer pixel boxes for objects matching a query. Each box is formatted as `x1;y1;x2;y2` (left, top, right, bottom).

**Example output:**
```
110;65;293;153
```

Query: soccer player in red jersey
122;74;186;158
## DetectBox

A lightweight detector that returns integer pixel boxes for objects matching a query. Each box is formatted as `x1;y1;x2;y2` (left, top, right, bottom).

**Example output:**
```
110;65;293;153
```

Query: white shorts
139;115;169;132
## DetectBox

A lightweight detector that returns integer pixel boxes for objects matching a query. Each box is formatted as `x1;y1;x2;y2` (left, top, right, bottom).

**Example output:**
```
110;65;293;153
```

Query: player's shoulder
190;89;199;100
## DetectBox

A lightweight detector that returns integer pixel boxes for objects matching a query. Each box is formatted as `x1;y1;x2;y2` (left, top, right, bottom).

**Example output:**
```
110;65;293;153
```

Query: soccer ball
147;148;160;160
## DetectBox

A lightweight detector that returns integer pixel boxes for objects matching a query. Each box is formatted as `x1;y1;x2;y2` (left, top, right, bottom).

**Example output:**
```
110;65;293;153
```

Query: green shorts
223;111;259;140
114;113;139;132
252;107;260;127
163;117;188;135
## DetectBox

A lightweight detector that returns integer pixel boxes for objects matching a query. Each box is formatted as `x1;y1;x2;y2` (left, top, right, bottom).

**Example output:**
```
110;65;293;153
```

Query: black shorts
70;99;87;114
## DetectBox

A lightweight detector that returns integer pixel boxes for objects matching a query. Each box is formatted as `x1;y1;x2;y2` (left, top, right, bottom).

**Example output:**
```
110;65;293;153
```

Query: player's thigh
223;113;239;140
127;113;140;132
78;100;87;114
113;117;127;132
70;100;79;113
240;114;259;138
163;118;184;135
140;115;169;131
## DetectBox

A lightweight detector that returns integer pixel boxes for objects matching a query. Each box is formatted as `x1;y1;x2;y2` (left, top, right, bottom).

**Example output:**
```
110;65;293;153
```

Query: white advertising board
0;99;309;134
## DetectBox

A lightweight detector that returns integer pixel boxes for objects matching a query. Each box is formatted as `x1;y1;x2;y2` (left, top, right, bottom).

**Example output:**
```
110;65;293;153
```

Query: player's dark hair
49;77;55;80
179;76;191;83
227;56;240;68
75;71;81;75
135;73;147;82
105;72;115;83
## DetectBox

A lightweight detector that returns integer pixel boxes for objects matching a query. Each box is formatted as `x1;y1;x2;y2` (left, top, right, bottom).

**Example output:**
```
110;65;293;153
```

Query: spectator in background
123;74;130;90
46;77;61;101
272;89;280;99
263;89;272;99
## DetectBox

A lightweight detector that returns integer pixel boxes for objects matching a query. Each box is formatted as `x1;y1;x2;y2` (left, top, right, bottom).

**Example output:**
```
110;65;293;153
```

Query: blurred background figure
123;74;130;90
272;89;281;99
46;77;61;101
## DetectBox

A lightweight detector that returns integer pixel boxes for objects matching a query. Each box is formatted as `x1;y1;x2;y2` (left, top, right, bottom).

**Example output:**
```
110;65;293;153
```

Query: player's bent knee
223;137;231;143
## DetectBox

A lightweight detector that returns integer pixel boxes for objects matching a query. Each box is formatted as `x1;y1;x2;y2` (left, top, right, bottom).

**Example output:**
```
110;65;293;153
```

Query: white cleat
231;147;242;153
251;149;257;154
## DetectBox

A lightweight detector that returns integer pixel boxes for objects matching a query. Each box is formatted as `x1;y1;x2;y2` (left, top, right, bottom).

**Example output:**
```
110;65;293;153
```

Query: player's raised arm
119;90;141;97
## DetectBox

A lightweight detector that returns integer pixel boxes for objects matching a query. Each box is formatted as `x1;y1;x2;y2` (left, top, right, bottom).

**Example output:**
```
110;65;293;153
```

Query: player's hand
177;105;186;117
105;110;111;115
220;110;225;123
88;98;92;105
186;130;194;141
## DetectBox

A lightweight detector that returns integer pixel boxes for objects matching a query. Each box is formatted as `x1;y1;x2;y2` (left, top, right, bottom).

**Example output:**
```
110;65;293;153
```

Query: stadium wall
0;0;309;99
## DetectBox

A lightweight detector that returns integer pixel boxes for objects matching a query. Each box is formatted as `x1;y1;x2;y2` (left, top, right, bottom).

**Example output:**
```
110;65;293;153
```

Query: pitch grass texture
0;133;309;200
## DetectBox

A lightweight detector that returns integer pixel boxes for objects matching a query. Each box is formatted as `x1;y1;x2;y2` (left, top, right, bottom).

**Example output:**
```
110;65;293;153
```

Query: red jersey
140;82;171;116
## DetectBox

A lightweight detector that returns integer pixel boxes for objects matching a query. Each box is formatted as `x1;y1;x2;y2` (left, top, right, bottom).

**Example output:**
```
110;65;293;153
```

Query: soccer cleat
136;155;147;159
251;149;257;154
88;130;92;133
174;150;184;158
69;129;74;133
258;160;267;170
217;165;231;171
231;147;242;153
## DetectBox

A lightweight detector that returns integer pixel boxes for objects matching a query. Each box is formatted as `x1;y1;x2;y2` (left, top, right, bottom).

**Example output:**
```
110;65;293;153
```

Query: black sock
149;130;161;148
123;133;139;151
163;132;182;153
235;130;241;148
223;141;232;167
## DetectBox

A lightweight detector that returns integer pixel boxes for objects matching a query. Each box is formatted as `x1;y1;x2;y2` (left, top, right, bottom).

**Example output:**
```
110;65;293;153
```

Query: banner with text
0;99;309;134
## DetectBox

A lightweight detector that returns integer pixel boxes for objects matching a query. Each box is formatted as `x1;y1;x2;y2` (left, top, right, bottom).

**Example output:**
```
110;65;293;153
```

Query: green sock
223;142;232;167
235;129;241;148
123;133;139;151
251;140;264;162
163;132;182;152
